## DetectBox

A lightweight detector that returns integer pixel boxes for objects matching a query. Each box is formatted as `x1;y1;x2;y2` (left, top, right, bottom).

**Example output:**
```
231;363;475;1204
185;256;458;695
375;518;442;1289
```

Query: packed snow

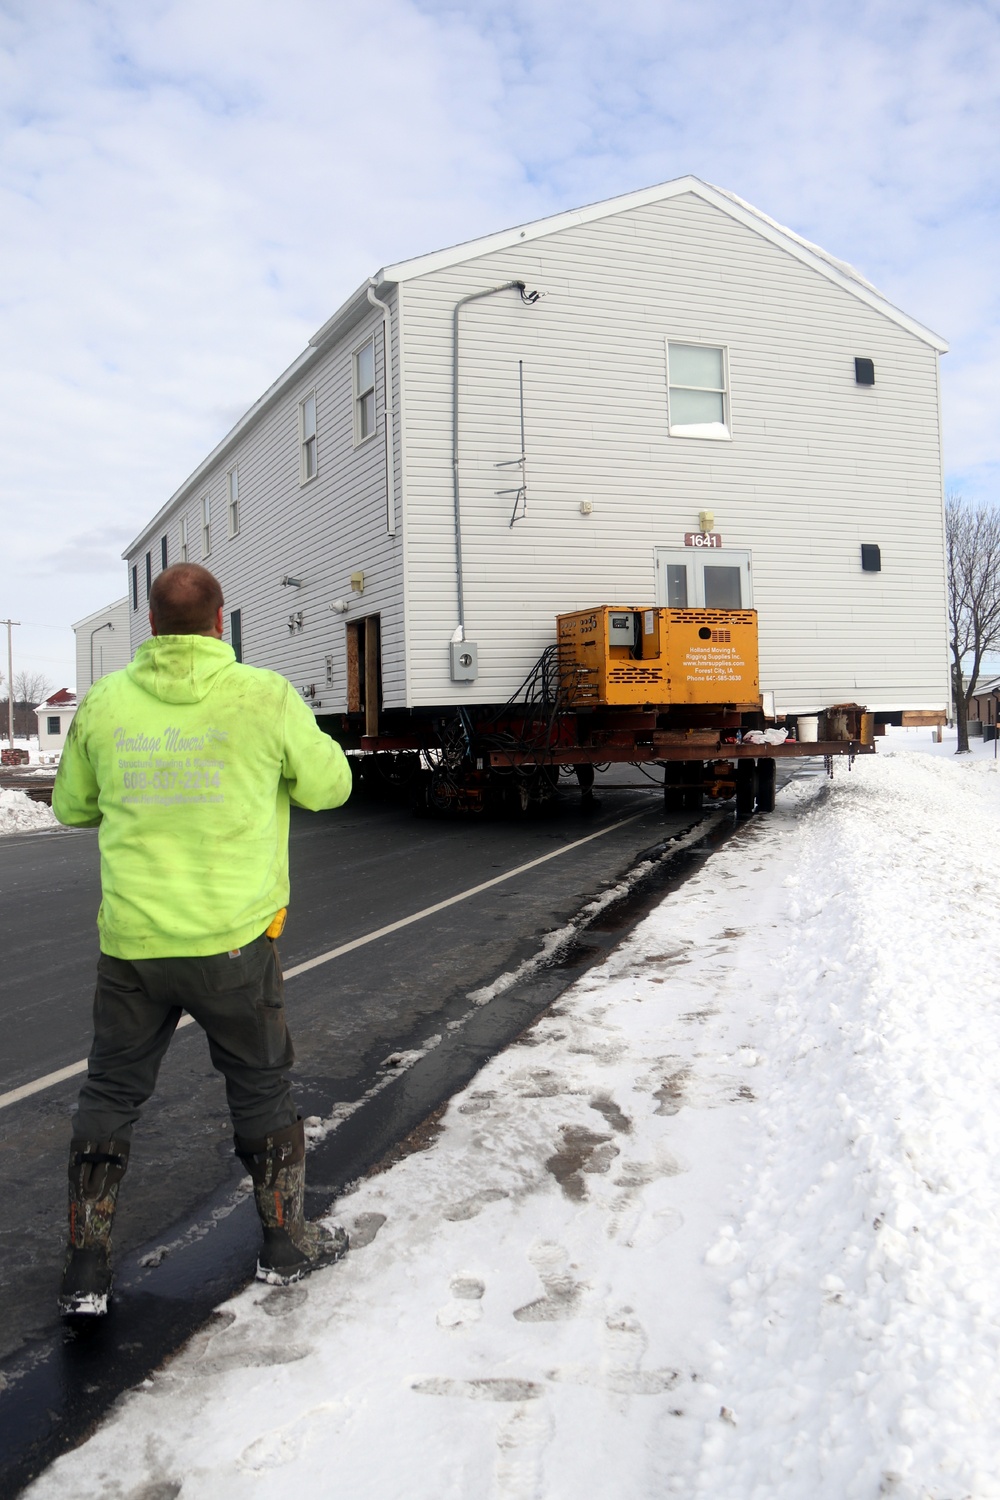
26;734;1000;1498
0;787;58;835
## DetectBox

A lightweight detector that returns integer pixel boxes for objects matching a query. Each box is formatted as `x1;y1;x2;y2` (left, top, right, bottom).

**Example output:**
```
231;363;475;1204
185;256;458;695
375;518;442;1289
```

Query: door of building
654;547;753;609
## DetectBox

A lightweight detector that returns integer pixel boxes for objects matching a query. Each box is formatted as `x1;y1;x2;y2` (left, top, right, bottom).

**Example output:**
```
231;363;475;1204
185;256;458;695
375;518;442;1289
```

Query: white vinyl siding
123;300;404;707
73;597;130;696
396;192;947;714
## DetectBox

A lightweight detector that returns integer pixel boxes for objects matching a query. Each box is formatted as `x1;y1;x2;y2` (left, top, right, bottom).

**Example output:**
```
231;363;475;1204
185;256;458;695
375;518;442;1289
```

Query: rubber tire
756;756;777;813
663;769;685;813
681;761;704;812
735;758;757;818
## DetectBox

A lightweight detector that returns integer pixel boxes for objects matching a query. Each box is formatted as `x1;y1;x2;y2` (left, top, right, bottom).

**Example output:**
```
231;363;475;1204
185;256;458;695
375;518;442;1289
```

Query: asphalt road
0;774;686;1369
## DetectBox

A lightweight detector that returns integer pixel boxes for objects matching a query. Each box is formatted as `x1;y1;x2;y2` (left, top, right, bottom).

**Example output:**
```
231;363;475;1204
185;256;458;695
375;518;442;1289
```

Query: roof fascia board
72;598;128;631
378;175;948;354
123;283;382;559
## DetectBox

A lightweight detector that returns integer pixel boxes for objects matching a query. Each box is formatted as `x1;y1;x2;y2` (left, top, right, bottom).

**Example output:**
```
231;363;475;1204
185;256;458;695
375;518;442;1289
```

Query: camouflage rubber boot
58;1137;130;1316
235;1119;348;1285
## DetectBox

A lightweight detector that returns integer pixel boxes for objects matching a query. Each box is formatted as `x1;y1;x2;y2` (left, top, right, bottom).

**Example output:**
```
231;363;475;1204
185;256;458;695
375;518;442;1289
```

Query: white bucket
797;715;820;743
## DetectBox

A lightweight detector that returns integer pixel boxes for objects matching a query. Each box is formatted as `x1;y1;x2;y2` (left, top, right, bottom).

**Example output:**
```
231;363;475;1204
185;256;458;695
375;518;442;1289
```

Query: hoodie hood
126;635;236;705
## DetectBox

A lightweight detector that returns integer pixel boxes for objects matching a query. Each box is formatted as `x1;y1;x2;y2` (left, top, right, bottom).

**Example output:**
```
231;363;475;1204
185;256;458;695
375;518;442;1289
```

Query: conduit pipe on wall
451;280;539;640
367;283;396;537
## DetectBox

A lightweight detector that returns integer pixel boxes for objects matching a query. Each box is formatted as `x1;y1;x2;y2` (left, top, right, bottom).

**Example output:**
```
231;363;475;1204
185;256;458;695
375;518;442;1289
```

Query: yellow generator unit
557;605;760;709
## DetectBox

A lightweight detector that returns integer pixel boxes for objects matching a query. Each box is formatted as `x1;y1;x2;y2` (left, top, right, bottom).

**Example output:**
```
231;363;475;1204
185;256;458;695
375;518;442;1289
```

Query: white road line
0;806;656;1112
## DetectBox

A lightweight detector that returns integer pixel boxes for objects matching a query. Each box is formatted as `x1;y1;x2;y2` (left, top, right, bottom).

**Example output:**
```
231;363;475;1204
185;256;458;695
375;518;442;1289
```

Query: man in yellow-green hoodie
53;563;353;1314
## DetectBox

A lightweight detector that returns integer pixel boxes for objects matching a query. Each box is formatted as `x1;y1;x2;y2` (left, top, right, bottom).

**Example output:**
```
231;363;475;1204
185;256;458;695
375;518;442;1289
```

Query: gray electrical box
450;640;478;681
607;612;637;647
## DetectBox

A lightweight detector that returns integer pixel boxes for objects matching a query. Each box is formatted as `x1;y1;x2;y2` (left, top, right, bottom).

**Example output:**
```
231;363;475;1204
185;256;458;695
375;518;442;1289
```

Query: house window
131;565;138;610
160;534;168;570
180;515;188;562
145;551;152;599
227;468;240;536
230;609;243;663
354;338;376;443
202;495;211;557
47;716;60;736
667;342;730;439
300;392;318;482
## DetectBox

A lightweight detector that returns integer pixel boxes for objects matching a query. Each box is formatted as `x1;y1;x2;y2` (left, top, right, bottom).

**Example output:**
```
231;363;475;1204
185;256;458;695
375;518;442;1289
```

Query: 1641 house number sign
684;532;723;548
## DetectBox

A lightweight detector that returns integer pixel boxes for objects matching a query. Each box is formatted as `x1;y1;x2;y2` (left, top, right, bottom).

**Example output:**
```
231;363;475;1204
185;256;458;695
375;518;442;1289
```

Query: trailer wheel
682;760;704;812
756;757;777;813
735;758;757;818
663;769;685;813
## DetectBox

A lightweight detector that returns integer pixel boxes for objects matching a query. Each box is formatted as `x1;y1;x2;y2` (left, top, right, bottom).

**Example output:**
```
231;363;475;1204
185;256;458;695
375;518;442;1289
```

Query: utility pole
2;619;19;748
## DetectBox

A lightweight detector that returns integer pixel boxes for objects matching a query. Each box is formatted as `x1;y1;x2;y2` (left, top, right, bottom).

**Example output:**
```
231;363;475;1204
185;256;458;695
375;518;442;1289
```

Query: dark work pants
72;934;297;1143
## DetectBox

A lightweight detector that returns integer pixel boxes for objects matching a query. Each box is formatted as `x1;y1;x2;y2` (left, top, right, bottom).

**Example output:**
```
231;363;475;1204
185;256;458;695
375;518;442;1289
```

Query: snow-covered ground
26;733;1000;1498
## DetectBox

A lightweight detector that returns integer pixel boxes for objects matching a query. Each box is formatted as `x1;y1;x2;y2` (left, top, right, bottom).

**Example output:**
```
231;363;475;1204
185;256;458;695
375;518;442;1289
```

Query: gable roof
376;176;947;354
36;688;77;711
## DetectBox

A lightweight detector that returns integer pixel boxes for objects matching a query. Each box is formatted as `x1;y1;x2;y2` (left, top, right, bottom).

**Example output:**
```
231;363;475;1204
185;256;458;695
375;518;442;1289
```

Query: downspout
367;283;396;536
451;280;539;640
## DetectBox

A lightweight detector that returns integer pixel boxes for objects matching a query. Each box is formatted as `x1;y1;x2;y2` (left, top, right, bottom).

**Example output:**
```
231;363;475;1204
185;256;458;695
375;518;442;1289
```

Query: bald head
149;564;224;637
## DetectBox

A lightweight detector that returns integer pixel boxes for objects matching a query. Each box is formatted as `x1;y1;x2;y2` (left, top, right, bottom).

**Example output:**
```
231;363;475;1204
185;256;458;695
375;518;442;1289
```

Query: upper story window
667;342;730;440
179;515;188;563
145;551;152;599
202;494;212;557
300;392;318;482
354;337;376;444
160;534;167;570
131;565;138;610
227;468;240;536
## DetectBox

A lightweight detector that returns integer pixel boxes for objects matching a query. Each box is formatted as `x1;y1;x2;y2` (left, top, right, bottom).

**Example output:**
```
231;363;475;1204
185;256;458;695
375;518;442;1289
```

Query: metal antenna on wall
496;360;528;527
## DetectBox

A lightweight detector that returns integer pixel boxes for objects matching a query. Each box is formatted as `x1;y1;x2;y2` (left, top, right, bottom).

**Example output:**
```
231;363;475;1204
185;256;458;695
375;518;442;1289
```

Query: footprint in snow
412;1377;543;1402
238;1402;343;1471
347;1211;387;1249
547;1307;679;1396
443;1187;509;1222
513;1241;584;1322
437;1272;486;1329
494;1399;555;1500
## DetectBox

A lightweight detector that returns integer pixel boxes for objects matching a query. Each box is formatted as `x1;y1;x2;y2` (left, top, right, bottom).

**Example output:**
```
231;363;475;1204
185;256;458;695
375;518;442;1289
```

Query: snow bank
0;787;58;835
26;749;1000;1498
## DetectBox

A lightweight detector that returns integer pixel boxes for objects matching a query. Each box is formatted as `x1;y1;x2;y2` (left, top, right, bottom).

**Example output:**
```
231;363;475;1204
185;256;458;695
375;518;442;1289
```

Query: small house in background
73;597;130;698
34;688;78;758
968;675;1000;735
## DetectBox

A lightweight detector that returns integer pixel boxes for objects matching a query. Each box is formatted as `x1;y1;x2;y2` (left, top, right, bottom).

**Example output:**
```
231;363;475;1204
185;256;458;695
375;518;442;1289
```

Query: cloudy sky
1;0;997;689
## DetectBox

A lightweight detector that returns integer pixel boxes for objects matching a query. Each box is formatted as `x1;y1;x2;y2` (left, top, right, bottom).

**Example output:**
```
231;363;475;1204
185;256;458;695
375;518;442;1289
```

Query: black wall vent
861;543;881;572
855;357;875;386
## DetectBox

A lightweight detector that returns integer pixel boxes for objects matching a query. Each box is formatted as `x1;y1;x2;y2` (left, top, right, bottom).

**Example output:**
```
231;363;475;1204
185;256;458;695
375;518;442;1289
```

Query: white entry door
654;547;753;609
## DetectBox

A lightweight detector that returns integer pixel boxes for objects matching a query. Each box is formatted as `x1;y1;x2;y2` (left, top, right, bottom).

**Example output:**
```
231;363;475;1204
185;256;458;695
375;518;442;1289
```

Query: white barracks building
124;177;949;728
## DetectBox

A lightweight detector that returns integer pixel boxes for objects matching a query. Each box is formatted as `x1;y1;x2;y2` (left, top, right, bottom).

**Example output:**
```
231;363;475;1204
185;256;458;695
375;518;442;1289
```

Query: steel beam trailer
335;606;877;816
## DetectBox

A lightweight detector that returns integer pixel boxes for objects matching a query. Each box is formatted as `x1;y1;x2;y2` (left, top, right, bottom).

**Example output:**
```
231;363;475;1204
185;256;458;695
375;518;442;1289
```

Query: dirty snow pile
28;748;1000;1500
0;787;58;835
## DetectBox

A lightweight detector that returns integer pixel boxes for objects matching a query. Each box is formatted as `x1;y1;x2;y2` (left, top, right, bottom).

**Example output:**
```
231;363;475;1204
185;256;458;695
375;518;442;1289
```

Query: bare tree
946;495;1000;753
10;670;53;738
14;670;52;707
